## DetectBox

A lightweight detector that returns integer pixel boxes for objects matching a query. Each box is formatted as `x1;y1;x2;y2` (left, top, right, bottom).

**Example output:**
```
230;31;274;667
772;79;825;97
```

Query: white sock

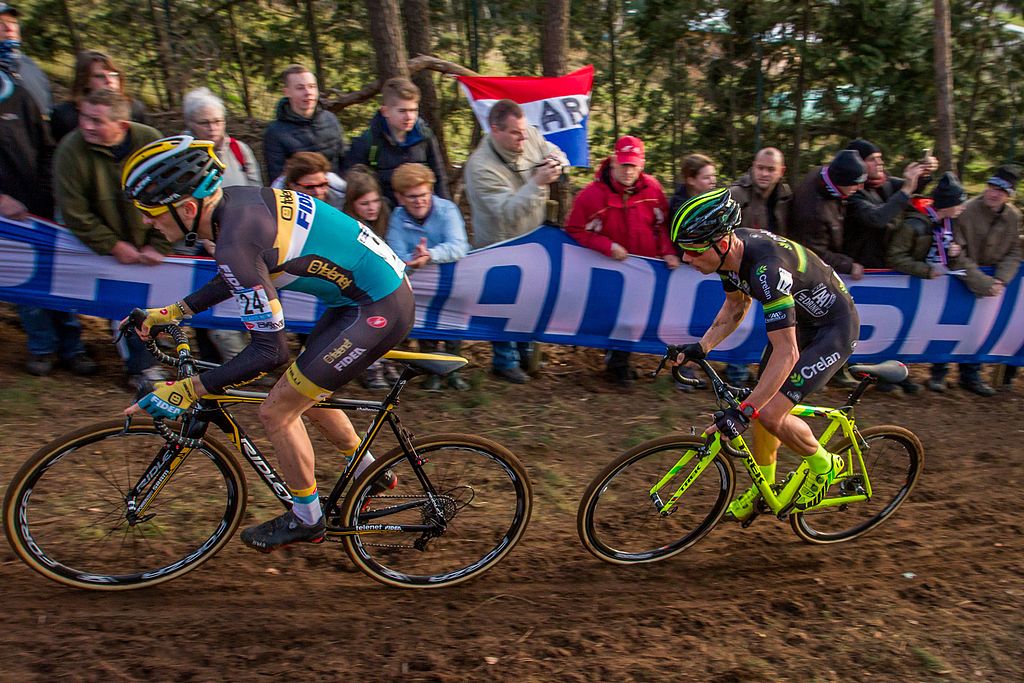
341;447;375;478
289;484;322;525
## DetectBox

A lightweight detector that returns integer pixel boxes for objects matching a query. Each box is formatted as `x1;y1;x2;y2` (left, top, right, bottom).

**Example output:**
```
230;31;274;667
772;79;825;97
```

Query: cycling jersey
182;186;410;394
719;229;855;332
721;229;859;402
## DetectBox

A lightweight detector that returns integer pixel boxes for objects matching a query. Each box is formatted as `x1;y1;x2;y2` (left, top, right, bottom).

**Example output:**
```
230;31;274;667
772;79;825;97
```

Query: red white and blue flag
457;65;594;167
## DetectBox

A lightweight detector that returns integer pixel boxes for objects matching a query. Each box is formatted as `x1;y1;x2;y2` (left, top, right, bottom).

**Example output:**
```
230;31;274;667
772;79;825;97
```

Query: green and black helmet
669;188;741;247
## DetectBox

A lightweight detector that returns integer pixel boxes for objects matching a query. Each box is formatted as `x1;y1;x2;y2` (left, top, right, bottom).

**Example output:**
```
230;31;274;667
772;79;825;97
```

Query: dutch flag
457;65;594;167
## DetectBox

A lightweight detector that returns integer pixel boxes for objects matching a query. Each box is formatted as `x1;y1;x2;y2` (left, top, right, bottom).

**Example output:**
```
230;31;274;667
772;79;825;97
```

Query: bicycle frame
649;354;876;520
123;365;444;538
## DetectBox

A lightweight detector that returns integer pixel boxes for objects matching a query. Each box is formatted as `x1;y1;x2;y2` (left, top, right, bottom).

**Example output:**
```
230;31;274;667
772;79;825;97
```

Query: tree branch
323;55;479;112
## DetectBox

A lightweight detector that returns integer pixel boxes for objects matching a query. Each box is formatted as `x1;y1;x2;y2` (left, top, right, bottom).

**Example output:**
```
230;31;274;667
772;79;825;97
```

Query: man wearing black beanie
843;139;937;269
843;139;937;394
789;149;867;280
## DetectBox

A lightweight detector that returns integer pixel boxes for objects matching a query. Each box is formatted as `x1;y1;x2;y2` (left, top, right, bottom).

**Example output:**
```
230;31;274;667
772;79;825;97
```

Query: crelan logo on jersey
308;260;353;288
756;265;767;275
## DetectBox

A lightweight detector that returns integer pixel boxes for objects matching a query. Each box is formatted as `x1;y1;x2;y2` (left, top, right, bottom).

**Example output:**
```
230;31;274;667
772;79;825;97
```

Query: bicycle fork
650;443;719;516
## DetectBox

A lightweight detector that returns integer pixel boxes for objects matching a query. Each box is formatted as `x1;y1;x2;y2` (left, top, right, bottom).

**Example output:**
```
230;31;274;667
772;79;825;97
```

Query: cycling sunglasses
678;242;715;254
133;201;171;217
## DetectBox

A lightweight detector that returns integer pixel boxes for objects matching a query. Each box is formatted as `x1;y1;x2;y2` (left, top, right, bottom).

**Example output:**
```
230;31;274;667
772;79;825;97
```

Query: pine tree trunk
402;0;449;171
146;0;175;107
367;0;410;80
304;0;325;87
58;0;83;56
933;0;955;173
227;6;253;118
790;0;812;186
541;0;569;77
607;0;619;140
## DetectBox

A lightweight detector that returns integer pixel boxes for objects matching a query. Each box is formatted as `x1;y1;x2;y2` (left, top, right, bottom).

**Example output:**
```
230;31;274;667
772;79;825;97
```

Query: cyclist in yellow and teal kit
670;188;860;519
121;135;415;551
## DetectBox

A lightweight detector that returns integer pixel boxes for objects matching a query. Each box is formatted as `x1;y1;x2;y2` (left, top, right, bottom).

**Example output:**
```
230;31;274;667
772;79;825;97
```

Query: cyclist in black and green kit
120;135;415;551
669;188;860;519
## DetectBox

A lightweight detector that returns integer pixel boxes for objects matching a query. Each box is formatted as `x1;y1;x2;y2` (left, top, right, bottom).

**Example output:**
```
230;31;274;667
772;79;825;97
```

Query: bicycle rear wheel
791;425;923;543
338;434;532;589
577;435;735;565
3;419;247;590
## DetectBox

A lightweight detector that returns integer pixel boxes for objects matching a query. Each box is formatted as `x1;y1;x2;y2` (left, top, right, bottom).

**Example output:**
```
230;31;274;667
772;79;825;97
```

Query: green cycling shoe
726;485;760;522
793;453;844;511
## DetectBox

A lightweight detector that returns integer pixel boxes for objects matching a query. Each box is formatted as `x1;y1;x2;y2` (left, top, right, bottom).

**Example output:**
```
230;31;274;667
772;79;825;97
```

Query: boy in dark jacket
344;77;448;206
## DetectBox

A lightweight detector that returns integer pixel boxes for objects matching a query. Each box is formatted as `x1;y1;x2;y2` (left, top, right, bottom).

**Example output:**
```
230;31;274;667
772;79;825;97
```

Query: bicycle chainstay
328;490;466;548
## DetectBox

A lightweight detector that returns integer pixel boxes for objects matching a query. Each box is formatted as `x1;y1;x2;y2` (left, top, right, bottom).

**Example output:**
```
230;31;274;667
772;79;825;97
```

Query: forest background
16;0;1024;191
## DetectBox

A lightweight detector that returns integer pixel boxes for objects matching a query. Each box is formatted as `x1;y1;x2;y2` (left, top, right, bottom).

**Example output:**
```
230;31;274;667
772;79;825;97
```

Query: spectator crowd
0;2;1020;397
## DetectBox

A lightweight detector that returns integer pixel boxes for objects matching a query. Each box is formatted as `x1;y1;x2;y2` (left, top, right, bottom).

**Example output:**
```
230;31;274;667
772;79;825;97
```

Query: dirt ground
0;305;1021;682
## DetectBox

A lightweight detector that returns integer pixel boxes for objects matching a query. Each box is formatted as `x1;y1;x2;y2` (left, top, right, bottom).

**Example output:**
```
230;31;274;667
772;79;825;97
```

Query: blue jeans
492;341;532;371
18;305;85;359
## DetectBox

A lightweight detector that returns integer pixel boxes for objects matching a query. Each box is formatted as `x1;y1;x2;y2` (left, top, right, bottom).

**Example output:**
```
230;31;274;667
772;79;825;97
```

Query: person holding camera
464;99;568;383
842;139;937;394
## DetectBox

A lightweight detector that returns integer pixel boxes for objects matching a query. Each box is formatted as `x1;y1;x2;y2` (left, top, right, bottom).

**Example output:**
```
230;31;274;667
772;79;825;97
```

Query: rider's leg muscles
758;393;818;457
305;408;378;478
259;377;323;525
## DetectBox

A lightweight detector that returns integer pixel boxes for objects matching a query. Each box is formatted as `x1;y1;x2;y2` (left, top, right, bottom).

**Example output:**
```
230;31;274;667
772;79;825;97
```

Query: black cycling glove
676;343;706;364
713;407;750;439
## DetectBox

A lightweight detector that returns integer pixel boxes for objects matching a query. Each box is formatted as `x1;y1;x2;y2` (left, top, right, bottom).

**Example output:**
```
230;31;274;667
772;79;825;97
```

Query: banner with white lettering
457;65;594;167
1;216;1022;365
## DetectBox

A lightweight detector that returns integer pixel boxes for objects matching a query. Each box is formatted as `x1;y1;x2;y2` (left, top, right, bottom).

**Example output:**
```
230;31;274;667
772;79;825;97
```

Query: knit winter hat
827;149;867;186
931;172;967;209
845;139;881;160
986;166;1019;196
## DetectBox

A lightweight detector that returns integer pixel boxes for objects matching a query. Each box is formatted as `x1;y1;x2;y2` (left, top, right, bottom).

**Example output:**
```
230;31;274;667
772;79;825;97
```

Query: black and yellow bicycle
577;348;923;564
3;317;533;590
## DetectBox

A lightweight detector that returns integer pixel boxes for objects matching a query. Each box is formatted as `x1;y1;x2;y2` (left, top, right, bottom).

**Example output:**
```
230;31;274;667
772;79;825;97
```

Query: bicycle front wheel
3;419;247;590
791;425;923;543
577;435;735;565
339;434;532;589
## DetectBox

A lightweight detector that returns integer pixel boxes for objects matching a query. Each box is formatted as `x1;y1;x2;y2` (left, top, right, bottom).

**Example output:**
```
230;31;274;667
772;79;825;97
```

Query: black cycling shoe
240;510;325;553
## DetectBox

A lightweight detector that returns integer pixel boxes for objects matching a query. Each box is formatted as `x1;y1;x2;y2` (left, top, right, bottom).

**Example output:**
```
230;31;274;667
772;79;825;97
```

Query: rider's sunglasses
133;201;171;217
678;242;714;254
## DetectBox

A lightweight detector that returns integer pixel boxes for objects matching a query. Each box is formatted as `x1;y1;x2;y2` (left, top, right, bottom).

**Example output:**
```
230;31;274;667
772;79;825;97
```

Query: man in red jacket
565;135;679;387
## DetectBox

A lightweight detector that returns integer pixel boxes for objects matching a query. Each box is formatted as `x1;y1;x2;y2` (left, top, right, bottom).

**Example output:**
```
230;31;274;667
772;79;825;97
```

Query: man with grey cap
948;166;1022;394
789;149;868;279
0;4;51;113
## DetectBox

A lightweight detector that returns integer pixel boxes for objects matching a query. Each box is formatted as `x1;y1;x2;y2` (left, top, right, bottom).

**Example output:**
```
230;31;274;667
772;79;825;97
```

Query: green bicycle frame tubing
652;443;720;514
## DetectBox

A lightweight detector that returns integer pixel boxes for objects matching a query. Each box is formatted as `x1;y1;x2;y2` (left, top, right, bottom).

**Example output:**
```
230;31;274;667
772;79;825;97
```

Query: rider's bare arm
699;289;751;353
745;326;799;410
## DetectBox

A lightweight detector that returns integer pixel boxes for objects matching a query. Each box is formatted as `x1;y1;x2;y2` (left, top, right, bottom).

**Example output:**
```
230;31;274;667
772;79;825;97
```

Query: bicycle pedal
740;510;760;529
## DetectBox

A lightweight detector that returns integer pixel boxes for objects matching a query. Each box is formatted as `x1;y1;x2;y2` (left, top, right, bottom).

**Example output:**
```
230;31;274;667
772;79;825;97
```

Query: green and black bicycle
577;348;923;564
4;317;532;590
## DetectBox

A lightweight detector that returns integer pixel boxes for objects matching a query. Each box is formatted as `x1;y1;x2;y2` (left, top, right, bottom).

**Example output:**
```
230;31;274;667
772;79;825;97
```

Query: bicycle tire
3;419;248;590
790;425;923;544
339;433;532;589
577;435;735;565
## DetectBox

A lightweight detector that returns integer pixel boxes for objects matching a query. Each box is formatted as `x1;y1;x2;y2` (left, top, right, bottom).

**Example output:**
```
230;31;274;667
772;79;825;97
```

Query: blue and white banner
2;216;1022;365
457;65;593;167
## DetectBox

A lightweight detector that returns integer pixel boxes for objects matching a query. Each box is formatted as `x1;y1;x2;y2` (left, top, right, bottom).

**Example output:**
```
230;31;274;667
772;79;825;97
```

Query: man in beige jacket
463;99;567;383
